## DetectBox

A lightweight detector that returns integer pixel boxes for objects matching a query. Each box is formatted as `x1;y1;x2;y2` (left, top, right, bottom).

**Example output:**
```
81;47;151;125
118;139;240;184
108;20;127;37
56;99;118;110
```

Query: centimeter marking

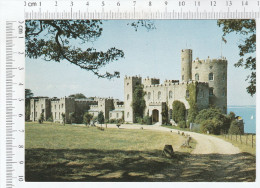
23;0;260;19
5;21;25;188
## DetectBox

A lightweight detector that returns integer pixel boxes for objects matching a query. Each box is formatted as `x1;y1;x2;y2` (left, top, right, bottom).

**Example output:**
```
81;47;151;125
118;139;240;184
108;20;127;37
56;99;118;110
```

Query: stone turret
192;57;228;113
181;49;193;82
124;76;142;123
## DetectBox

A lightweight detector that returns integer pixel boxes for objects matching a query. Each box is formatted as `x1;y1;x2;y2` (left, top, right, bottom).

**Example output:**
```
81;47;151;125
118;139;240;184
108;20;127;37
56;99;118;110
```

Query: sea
227;105;256;134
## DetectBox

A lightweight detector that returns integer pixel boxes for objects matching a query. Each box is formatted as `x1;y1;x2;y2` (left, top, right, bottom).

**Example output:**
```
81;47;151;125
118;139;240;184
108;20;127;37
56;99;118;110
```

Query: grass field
25;122;255;182
215;134;256;155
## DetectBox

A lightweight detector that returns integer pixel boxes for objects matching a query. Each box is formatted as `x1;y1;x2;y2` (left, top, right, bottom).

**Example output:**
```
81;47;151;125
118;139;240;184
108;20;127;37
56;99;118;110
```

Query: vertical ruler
5;21;25;188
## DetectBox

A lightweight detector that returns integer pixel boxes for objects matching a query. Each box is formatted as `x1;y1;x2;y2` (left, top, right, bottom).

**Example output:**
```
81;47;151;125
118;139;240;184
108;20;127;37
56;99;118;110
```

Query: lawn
25;122;255;182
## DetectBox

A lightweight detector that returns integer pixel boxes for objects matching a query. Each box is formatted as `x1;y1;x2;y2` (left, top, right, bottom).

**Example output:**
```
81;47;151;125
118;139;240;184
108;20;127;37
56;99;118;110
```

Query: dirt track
104;124;241;154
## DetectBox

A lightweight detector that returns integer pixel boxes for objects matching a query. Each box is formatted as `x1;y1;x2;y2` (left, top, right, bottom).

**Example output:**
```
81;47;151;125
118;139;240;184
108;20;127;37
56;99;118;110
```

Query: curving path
102;124;240;155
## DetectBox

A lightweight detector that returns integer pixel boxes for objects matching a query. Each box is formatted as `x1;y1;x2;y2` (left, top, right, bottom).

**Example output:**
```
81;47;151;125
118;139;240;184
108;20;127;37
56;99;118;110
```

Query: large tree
68;93;87;99
26;20;155;79
131;84;146;122
217;20;256;96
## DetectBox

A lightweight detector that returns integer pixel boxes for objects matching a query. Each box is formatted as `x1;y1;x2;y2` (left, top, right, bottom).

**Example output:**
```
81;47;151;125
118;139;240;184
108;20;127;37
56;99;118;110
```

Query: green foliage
132;84;146;122
97;111;105;125
143;115;152;125
25;89;34;121
38;113;44;124
161;104;169;125
47;114;53;122
178;121;186;128
69;93;87;99
61;113;66;125
83;112;93;125
229;120;244;135
195;108;230;135
26;20;155;79
69;112;75;124
186;83;198;125
172;100;186;123
218;20;256;96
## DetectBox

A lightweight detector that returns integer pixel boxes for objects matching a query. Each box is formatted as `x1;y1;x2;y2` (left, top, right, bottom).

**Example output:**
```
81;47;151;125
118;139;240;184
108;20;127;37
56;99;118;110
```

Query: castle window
169;91;173;99
209;88;214;96
195;73;199;81
59;105;60;109
195;66;198;69
158;92;161;100
62;104;64;108
182;75;184;81
41;104;43;108
127;83;129;86
222;88;225;97
209;73;214;81
127;112;130;118
32;112;33;116
222;73;225;81
186;90;190;98
55;112;56;119
55;105;56;109
35;112;37;117
59;112;60;119
127;94;130;100
148;92;151;100
210;66;213;69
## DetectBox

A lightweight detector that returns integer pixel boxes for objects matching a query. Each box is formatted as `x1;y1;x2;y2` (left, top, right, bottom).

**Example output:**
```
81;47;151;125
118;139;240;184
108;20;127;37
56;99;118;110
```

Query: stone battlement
193;58;227;64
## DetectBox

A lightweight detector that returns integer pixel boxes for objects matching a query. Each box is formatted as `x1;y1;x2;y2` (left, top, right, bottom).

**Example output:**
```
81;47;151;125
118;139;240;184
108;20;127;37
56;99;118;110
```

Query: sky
25;20;256;106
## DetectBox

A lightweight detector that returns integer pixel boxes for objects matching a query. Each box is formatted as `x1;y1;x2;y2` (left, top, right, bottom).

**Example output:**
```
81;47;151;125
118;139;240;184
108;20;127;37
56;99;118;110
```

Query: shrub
161;105;169;125
200;119;223;135
143;115;152;125
172;100;186;123
195;108;230;134
178;121;186;128
132;84;146;122
83;112;93;125
38;113;44;124
97;111;105;125
229;120;244;135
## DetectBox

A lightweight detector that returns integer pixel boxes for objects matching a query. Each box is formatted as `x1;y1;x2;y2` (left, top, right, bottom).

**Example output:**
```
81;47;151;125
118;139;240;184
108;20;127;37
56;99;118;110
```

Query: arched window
127;94;130;100
209;73;214;81
195;73;199;81
169;91;173;99
158;91;161;100
209;88;214;96
186;90;190;98
148;92;151;100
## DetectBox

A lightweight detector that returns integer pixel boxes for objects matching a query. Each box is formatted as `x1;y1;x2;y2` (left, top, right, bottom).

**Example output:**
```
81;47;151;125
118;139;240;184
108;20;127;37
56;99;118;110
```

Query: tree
38;113;44;124
229;120;244;135
69;112;75;124
195;108;230;134
218;20;256;96
172;100;186;124
25;89;34;121
83;112;93;126
161;104;169;125
97;111;105;126
26;20;155;79
131;84;146;122
61;113;66;125
68;93;87;99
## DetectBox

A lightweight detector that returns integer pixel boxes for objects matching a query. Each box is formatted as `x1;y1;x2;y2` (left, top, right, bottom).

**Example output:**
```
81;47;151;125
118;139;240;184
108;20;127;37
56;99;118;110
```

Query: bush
229;120;244;135
97;111;105;125
178;121;186;128
200;119;223;135
172;101;186;123
83;112;93;125
195;108;230;134
143;115;152;125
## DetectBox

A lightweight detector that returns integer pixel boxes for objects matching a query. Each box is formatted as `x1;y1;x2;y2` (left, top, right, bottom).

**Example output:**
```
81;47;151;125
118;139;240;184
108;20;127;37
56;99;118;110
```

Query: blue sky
25;20;256;106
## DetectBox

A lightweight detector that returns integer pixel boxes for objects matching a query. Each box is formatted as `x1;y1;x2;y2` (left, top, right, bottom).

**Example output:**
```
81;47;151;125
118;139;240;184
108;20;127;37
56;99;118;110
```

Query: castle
30;49;227;125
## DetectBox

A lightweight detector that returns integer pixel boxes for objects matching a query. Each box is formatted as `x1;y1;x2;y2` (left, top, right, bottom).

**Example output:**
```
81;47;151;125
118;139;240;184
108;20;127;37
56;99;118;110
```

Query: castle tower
181;49;193;82
192;58;228;113
124;76;142;123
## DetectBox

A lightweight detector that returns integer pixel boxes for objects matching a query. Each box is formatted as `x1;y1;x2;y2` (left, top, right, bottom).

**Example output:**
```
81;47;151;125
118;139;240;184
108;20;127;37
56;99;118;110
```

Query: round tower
192;58;228;113
181;49;193;82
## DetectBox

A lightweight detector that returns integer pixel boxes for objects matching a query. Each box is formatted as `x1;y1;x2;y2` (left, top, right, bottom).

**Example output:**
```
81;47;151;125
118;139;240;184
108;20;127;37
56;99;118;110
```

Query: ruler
23;0;260;19
0;0;259;188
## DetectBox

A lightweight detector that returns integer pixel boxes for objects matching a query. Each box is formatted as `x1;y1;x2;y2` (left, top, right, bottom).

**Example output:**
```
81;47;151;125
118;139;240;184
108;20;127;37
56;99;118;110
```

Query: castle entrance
152;109;159;123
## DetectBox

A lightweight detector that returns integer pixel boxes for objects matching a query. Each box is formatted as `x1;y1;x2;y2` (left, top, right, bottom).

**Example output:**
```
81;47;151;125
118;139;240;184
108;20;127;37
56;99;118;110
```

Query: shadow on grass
25;148;255;182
